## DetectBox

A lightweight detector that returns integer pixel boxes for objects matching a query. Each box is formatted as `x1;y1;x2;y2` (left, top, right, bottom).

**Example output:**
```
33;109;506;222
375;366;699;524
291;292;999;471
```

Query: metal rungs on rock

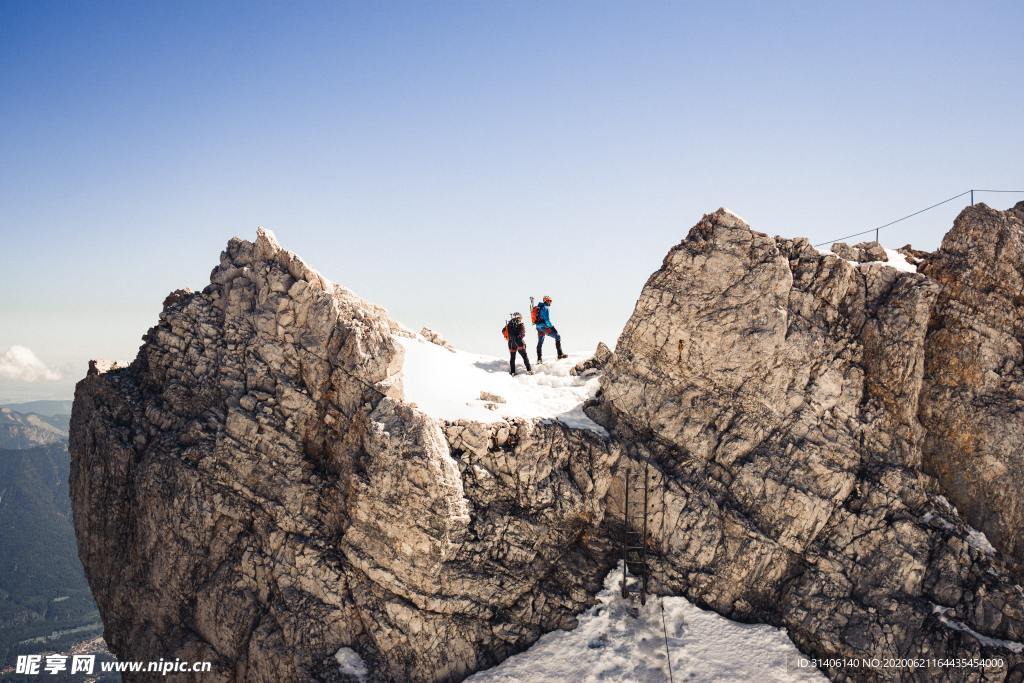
620;457;651;605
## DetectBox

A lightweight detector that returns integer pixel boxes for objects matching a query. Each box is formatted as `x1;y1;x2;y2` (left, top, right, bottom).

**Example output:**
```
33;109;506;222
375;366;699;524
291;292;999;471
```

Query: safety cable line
811;188;1024;247
813;191;969;247
812;227;886;246
867;191;971;231
660;600;675;683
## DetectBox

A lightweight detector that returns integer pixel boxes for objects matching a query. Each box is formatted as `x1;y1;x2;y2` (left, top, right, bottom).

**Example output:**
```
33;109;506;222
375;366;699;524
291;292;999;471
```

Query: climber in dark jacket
534;296;567;362
503;312;532;376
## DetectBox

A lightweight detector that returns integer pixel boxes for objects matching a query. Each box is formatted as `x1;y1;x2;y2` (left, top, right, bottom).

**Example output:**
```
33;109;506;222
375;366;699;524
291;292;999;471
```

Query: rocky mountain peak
919;201;1024;568
70;209;1024;681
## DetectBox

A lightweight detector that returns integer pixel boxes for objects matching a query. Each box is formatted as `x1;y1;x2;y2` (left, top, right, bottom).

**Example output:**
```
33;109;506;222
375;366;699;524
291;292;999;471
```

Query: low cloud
0;346;62;382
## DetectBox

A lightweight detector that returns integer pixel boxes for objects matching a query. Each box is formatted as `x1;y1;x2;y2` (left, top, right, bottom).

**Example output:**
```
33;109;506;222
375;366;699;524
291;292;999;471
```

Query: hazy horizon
3;0;1023;402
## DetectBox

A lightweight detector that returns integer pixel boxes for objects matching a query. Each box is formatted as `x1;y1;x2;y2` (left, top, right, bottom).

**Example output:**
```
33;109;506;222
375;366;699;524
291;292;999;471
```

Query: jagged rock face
70;229;620;682
602;210;935;469
919;202;1024;566
71;211;1024;682
898;244;930;267
831;240;888;263
570;341;612;377
419;327;455;352
595;209;1024;676
336;407;619;680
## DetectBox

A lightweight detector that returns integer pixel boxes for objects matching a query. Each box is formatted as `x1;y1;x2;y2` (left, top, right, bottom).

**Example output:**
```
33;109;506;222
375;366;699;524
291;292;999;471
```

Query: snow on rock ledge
334;647;369;680
396;334;605;434
468;564;825;683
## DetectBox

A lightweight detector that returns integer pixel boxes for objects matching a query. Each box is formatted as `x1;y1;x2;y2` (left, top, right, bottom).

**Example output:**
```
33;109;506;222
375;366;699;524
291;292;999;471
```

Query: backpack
501;324;509;340
530;305;541;324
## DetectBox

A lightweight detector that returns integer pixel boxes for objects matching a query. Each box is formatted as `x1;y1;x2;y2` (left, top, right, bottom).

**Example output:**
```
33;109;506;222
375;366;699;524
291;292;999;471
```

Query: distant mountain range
0;406;68;450
0;401;74;418
0;405;106;673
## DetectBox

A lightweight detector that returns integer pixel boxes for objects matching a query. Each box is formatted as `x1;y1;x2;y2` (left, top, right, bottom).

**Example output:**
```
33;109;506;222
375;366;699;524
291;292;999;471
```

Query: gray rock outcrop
71;210;1024;682
832;240;889;263
419;327;455;352
897;244;930;267
919;202;1024;566
570;341;612;377
70;229;620;682
593;208;1024;678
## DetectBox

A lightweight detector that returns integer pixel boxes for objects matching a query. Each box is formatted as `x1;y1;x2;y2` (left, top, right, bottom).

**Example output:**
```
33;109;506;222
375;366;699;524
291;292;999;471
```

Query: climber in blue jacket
532;295;567;363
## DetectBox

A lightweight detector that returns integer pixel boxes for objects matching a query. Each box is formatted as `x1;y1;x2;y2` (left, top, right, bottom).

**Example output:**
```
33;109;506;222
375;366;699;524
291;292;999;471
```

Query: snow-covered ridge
468;565;825;682
395;334;604;433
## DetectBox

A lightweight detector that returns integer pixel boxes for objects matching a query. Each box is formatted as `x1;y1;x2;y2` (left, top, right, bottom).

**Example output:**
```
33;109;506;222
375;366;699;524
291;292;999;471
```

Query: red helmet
543;296;552;303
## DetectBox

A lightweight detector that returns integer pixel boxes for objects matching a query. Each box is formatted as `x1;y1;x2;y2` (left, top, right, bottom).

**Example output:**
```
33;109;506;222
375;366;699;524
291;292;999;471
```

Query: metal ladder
620;457;649;604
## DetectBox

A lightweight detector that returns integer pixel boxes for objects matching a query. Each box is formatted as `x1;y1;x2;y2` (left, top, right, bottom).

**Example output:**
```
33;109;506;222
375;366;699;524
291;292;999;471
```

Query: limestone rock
919;202;1024;566
897;243;930;267
70;229;620;683
420;327;455;352
857;240;888;262
830;241;857;260
570;342;612;377
70;213;1024;682
831;240;888;263
594;208;1024;677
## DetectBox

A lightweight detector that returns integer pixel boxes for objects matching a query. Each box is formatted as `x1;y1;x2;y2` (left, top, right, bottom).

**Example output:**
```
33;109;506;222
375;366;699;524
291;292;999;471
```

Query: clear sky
2;0;1022;402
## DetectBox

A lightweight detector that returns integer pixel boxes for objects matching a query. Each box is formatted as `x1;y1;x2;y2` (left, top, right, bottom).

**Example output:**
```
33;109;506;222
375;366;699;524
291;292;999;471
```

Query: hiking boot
557;353;568;360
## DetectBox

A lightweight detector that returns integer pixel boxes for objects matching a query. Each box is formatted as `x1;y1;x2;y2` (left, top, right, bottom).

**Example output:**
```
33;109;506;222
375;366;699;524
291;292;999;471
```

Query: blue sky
2;0;1022;402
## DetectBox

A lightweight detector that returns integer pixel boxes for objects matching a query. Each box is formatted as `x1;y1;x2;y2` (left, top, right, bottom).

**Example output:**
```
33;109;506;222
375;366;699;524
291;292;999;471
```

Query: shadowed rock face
71;211;1024;682
919;202;1024;567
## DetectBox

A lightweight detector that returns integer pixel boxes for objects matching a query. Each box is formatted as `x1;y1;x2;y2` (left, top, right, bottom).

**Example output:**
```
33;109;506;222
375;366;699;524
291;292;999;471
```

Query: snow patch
924;498;998;555
467;564;824;682
965;527;997;555
867;248;917;273
396;335;605;434
721;207;749;224
334;647;369;680
920;511;954;531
